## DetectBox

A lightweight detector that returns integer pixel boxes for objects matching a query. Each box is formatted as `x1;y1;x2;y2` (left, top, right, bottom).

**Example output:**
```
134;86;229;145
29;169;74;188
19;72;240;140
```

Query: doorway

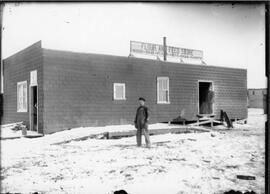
198;81;214;114
30;86;38;131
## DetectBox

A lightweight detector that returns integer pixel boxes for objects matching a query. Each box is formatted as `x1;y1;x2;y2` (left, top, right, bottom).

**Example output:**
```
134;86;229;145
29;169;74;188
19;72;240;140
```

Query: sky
2;3;267;88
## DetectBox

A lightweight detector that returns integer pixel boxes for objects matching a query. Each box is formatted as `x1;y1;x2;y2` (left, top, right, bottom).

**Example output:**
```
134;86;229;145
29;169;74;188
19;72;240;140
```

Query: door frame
29;69;38;132
197;80;214;115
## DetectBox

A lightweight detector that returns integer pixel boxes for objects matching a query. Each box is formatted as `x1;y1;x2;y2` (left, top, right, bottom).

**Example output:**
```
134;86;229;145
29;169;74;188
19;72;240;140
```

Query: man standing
134;97;151;148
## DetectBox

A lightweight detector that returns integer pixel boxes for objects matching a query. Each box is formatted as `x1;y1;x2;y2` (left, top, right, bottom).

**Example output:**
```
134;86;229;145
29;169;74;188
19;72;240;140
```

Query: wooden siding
248;89;267;108
43;49;247;134
1;41;44;133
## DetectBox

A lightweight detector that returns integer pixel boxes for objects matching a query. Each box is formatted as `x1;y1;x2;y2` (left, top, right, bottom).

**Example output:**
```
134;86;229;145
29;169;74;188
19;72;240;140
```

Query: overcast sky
2;3;267;88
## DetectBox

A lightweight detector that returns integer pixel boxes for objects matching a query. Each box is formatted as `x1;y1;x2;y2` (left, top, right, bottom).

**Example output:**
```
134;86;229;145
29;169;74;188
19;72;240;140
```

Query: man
134;97;151;148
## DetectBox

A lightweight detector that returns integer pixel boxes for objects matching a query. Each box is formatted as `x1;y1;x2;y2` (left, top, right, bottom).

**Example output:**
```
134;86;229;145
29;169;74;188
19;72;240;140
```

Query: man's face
139;100;145;106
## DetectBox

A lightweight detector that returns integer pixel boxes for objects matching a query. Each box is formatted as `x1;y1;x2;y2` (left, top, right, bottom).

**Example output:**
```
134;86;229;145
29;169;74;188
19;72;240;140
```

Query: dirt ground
1;109;266;194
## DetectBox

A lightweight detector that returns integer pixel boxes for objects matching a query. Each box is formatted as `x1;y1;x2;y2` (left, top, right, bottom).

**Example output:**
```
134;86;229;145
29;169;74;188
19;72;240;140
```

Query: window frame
157;77;170;104
17;80;28;112
113;83;126;100
1;61;3;94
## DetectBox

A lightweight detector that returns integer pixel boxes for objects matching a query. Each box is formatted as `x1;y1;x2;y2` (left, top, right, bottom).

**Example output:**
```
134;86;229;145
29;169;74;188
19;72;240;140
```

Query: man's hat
138;97;146;101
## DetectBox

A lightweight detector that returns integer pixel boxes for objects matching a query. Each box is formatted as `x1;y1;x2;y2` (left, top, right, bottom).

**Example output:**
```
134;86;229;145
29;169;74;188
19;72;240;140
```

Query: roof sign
130;41;203;60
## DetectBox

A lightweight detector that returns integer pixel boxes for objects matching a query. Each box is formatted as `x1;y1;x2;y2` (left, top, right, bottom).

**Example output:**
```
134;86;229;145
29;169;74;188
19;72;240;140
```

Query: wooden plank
0;121;23;128
189;120;213;126
0;133;44;140
223;111;233;128
236;175;256;180
108;127;208;139
24;134;44;138
51;134;100;145
51;127;209;145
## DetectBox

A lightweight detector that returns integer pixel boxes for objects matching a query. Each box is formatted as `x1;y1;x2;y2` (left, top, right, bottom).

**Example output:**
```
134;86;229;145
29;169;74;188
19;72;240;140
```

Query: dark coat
134;106;149;129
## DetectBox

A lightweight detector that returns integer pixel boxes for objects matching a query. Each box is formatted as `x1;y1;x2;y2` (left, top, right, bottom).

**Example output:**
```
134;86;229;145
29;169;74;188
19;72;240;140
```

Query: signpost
130;40;203;60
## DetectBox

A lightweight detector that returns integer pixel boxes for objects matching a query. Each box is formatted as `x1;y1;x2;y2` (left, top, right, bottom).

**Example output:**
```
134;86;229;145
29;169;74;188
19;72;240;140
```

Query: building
0;41;248;134
248;88;267;109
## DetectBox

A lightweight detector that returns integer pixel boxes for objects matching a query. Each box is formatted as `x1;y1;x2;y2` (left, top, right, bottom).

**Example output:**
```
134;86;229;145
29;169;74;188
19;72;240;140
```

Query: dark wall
43;49;247;133
2;41;44;133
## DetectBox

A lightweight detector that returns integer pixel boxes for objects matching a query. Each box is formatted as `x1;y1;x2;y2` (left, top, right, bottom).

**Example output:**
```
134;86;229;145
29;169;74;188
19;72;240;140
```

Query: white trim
197;80;215;114
30;70;37;86
113;83;126;100
17;80;28;112
157;77;170;104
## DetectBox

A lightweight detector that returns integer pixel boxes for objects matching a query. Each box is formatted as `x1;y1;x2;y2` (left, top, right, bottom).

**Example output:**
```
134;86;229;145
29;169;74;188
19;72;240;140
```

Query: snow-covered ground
1;109;266;194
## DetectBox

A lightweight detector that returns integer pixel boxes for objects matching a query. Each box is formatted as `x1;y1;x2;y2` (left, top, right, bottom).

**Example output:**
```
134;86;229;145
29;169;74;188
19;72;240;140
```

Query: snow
1;109;266;194
1;122;185;143
1;124;40;139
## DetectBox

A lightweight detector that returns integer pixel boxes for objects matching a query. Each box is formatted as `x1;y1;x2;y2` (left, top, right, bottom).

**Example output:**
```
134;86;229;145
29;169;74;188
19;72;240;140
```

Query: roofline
2;40;247;71
3;40;42;60
42;47;247;71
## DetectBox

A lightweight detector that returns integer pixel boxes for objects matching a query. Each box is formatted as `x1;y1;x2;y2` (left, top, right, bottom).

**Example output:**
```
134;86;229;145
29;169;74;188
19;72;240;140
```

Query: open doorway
198;81;214;114
30;85;38;131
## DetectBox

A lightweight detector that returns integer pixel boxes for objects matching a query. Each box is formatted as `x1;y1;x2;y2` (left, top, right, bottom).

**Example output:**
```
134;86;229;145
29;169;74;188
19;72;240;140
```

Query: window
113;83;126;100
253;91;255;95
17;81;27;112
30;70;37;86
157;77;170;104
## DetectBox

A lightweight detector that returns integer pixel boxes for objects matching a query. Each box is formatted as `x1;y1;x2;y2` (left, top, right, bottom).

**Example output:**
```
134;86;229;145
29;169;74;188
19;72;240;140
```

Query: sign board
130;41;203;60
30;70;37;86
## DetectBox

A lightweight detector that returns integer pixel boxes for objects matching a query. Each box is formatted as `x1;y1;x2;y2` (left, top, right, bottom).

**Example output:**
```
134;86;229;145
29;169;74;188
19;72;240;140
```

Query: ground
1;109;266;194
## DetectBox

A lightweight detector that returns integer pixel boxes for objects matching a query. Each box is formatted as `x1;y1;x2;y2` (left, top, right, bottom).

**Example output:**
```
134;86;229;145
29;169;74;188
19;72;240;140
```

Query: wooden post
129;41;132;57
163;37;167;61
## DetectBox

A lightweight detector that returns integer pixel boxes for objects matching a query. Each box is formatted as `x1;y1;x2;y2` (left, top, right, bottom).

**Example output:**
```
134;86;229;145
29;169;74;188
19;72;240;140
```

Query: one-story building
248;88;267;111
0;41;247;134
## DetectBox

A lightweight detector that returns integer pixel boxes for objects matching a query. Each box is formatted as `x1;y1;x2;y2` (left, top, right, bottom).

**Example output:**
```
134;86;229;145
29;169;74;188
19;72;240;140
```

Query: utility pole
0;3;3;94
163;37;167;61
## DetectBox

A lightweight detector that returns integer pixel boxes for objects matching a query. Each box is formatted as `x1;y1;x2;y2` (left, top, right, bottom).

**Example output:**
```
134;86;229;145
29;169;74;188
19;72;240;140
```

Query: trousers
136;126;150;147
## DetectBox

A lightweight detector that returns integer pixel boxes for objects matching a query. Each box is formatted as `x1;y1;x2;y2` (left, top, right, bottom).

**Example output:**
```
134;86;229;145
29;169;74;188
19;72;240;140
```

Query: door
30;86;38;131
198;81;214;114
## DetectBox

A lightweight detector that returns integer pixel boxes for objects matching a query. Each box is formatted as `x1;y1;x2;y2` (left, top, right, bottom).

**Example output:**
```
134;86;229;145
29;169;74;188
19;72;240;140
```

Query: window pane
158;80;163;91
114;84;125;100
20;88;22;110
19;84;22;110
17;81;27;111
23;84;27;110
157;78;169;103
159;90;162;101
162;80;167;90
116;86;123;99
158;90;163;101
